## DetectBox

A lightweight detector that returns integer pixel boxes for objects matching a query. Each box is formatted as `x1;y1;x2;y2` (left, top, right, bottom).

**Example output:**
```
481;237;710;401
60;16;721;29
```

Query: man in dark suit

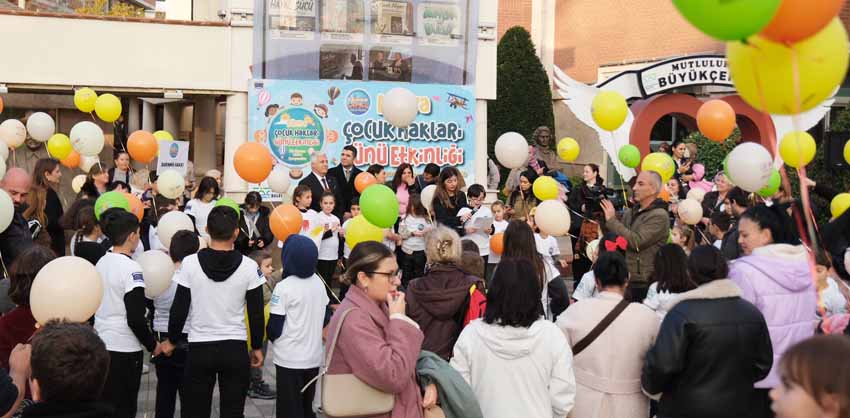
327;145;362;220
299;151;343;218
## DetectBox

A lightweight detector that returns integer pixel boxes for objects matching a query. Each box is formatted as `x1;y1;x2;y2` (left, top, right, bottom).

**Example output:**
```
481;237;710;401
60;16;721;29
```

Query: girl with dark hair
68;202;104;257
568;163;608;282
236;191;274;255
451;257;575;418
502;220;561;319
670;139;694;187
391;163;418;217
770;335;850;418
557;251;659;418
25;158;64;255
432;167;469;236
729;204;818;414
643;244;696;320
108;150;133;185
505;170;539;222
184;176;220;239
366;164;387;184
79;164;110;199
643;245;773;418
572;232;627;302
399;193;432;287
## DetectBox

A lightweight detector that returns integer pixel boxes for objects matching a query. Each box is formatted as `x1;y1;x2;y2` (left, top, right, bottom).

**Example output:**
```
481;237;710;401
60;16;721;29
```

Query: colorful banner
249;79;476;185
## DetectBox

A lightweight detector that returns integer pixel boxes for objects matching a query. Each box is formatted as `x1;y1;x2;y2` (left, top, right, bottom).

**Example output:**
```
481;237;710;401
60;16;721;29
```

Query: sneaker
247;381;276;400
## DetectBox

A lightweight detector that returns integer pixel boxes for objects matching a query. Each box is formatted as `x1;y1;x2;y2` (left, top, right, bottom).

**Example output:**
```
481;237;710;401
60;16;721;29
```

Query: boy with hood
267;235;330;418
161;206;266;418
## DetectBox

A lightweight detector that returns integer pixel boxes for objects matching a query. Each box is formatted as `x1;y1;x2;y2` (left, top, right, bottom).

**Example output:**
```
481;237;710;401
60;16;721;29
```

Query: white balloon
26;112;55;142
686;188;706;203
677;198;704;225
0;119;26;149
0;159;5;183
0;190;13;233
382;88;419;128
137;250;176;298
157;211;195;249
157;169;185;199
267;167;291;194
420;184;437;212
727;142;773;193
535;200;571;236
71;174;87;194
585;239;600;261
69;121;105;157
495;132;529;169
30;256;104;324
0;144;7;162
80;155;100;173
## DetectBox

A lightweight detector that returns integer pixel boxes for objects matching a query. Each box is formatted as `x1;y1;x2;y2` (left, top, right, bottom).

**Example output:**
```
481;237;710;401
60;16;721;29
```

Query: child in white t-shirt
337;198;360;300
184;176;220;239
462;184;493;264
485;201;509;285
268;234;330;418
292;184;320;249
399;193;432;288
315;191;341;304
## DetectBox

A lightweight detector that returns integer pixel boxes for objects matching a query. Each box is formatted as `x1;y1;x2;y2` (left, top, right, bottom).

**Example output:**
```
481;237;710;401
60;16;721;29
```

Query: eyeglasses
365;270;402;280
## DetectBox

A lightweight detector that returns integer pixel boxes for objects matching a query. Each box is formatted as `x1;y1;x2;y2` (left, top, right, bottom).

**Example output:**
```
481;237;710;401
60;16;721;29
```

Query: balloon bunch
74;88;123;123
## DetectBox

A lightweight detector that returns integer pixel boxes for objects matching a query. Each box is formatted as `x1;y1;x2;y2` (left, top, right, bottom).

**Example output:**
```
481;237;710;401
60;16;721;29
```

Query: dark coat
432;193;468;237
406;264;479;360
0;208;33;267
642;279;773;418
327;164;362;215
235;205;275;255
299;172;343;218
45;188;64;256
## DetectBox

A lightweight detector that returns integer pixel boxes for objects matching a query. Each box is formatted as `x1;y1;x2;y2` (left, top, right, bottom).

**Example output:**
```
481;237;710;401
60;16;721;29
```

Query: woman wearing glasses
325;241;436;418
406;226;484;361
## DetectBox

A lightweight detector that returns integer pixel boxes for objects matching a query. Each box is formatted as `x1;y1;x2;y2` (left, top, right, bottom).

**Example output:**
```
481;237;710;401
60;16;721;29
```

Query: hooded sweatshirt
450;319;576;418
729;244;818;388
406;264;479;360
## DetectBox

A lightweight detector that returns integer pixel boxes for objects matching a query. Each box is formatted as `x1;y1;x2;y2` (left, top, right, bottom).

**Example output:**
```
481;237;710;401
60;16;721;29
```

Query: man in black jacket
0;168;34;268
299;152;342;218
327;145;361;220
721;187;750;261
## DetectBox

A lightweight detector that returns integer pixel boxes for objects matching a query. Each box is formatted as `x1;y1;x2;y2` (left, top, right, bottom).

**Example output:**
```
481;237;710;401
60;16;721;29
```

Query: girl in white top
642;243;696;320
462;184;493;260
292;184;321;249
184;176;220;239
315;191;341;301
572;233;626;302
69;204;104;257
399;193;432;287
486;201;509;284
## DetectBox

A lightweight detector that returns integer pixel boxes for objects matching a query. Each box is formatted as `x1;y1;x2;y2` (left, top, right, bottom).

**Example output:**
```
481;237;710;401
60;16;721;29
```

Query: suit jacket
300;172;343;218
328;164;362;215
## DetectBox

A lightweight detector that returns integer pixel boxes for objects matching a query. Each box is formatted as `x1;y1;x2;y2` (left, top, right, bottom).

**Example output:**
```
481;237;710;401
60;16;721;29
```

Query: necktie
321;177;330;191
344;168;351;182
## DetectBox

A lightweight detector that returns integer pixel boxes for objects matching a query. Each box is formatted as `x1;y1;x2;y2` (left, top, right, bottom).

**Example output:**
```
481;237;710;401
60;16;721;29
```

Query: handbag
571;298;630;356
424;406;446;418
305;308;395;417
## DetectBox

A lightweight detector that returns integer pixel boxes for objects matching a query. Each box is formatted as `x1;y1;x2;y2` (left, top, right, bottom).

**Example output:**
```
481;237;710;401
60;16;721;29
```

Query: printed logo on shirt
257;268;265;279
132;272;145;283
271;294;280;306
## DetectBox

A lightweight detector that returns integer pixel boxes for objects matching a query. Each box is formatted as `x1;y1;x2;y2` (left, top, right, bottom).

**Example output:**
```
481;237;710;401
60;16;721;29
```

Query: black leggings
101;351;143;418
184;341;250;418
316;259;339;303
275;366;318;418
399;250;426;289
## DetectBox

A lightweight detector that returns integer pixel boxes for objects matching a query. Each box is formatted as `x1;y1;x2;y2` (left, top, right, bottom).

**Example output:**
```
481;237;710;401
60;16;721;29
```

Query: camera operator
567;164;608;282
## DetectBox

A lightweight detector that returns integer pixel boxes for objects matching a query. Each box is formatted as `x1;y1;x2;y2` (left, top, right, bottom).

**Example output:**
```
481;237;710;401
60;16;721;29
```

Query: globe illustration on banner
267;107;326;166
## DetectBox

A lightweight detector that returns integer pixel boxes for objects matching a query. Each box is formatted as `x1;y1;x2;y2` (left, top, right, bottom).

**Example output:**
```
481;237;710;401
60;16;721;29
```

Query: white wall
0;14;251;93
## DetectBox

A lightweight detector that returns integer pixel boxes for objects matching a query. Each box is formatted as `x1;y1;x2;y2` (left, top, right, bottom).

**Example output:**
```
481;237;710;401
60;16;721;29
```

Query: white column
163;103;181;138
127;99;141;133
193;97;218;177
141;100;156;132
223;93;248;197
475;99;491;198
531;0;556;78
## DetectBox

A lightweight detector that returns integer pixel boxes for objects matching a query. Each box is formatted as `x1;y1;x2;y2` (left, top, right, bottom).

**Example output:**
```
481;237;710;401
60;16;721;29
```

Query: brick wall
498;0;532;40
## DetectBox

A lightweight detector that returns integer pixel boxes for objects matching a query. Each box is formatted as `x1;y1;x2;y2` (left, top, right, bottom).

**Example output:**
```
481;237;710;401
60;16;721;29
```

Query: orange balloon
270;204;303;242
760;0;845;44
659;187;670;203
123;192;144;221
490;232;504;256
234;142;274;184
60;150;80;169
0;97;4;114
127;130;158;164
354;172;377;193
697;100;736;143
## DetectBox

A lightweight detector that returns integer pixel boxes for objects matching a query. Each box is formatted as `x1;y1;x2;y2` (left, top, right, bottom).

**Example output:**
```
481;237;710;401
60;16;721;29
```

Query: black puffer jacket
642;279;773;418
235;205;274;255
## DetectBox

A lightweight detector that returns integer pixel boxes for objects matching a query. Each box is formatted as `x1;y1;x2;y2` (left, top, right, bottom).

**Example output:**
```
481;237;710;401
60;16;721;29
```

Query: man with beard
0;168;35;267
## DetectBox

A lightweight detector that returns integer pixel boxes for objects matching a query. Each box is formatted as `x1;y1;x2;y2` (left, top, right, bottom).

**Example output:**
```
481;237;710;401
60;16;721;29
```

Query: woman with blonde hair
25;158;64;255
406;225;482;360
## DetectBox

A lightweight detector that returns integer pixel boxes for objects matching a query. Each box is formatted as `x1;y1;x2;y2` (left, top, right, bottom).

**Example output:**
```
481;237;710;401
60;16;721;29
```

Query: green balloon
360;184;399;229
215;197;241;218
672;0;781;41
94;191;130;220
758;169;781;198
618;145;641;169
723;156;730;178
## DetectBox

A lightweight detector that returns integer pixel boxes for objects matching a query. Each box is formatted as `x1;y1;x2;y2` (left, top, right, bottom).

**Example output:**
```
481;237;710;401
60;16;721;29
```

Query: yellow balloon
557;137;580;162
533;176;559;201
727;19;849;115
831;193;850;219
153;130;174;141
844;139;850;165
94;94;122;123
345;215;384;249
46;133;72;160
641;152;676;183
779;131;816;168
74;88;97;113
591;91;628;131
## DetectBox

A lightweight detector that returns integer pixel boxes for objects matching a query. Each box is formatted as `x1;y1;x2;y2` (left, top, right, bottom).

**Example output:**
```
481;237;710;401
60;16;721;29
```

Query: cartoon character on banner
314;104;329;119
265;104;280;124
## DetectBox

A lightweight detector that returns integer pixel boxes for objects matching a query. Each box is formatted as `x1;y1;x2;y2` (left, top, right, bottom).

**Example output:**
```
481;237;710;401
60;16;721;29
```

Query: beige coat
556;292;660;418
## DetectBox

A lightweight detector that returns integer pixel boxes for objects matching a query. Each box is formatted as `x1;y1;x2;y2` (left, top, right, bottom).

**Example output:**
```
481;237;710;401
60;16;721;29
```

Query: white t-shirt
69;233;105;257
173;254;266;343
184;198;217;238
269;274;330;369
535;234;561;274
401;215;430;254
487;220;509;264
95;252;146;352
463;206;493;256
572;271;598;301
299;209;322;250
341;219;352;259
314;211;341;261
643;282;680;320
153;280;191;333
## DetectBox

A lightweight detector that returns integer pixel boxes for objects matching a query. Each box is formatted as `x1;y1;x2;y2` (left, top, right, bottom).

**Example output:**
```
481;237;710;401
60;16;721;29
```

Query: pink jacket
326;285;425;418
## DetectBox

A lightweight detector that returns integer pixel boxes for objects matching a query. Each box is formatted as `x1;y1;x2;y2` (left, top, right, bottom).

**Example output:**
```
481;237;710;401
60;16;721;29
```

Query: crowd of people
0;126;847;418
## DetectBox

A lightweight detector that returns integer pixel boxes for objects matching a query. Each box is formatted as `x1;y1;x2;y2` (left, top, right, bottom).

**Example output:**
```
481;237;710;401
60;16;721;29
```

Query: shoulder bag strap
571;298;630;356
301;307;356;394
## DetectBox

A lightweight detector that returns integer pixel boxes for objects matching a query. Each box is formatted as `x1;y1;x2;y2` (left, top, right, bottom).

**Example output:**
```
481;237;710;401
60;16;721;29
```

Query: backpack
462;284;487;326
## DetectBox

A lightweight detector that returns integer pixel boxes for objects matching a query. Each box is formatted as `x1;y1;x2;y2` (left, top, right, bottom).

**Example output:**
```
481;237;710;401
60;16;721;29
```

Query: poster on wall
417;2;462;46
269;0;318;40
248;79;475;200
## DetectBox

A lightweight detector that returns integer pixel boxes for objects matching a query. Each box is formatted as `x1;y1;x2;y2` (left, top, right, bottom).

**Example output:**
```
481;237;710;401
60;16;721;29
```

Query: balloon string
610;131;629;206
0;252;8;279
